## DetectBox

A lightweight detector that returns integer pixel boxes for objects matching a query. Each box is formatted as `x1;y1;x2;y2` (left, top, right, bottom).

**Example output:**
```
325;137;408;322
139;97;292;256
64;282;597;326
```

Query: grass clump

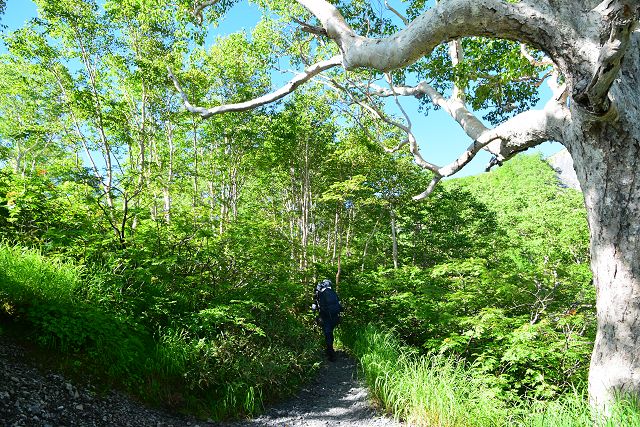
0;243;81;305
0;243;153;385
341;324;509;426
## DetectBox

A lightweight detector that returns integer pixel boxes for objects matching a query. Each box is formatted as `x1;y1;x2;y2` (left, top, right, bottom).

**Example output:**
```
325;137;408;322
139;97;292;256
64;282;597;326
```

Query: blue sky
1;0;561;178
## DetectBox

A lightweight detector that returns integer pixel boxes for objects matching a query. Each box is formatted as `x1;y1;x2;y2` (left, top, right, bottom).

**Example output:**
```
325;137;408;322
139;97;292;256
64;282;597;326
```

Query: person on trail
312;279;342;362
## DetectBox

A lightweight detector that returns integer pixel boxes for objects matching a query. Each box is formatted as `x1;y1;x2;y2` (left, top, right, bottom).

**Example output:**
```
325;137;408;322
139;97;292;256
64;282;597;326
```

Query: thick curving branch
430;102;565;179
296;0;581;73
482;99;569;164
167;55;342;118
179;0;580;202
367;78;568;185
334;74;567;201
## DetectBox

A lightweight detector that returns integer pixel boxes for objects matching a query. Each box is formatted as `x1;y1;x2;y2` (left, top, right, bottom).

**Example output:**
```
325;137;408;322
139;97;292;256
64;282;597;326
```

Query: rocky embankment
0;335;214;427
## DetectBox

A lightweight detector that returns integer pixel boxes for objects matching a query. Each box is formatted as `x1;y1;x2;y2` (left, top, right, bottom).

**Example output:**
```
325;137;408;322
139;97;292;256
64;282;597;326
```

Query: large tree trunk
567;64;640;408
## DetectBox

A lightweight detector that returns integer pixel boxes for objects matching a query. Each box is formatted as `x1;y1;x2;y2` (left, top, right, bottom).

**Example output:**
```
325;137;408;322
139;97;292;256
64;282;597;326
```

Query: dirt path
225;351;402;427
1;335;401;427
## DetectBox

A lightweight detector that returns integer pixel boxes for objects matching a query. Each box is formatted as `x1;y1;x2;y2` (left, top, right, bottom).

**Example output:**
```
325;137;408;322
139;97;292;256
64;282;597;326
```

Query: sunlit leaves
341;155;593;399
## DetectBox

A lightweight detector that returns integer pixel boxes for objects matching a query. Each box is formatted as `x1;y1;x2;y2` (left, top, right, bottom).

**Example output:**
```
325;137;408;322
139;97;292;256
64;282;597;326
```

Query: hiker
312;279;342;361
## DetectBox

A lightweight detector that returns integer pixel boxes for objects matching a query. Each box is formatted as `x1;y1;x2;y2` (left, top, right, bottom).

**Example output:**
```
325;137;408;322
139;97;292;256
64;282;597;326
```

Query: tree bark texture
565;37;640;407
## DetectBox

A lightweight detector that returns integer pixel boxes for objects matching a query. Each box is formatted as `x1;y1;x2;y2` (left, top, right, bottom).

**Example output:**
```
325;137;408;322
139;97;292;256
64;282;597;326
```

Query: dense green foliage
0;243;319;418
342;156;594;402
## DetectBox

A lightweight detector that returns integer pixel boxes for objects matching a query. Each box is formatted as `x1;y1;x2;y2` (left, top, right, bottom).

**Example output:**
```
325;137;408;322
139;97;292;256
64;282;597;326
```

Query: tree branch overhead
167;56;343;118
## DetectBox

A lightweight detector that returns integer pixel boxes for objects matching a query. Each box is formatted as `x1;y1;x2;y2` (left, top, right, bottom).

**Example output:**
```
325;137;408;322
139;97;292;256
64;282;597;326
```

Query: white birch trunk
565;41;640;408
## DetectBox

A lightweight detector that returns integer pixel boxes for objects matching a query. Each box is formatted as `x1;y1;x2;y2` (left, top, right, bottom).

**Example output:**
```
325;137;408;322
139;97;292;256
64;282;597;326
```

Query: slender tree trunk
219;184;228;234
362;212;382;271
326;227;332;259
332;205;340;263
231;164;238;220
131;85;147;231
192;121;199;224
163;122;175;224
300;138;310;272
390;207;399;269
344;206;353;259
335;219;342;288
14;142;22;175
207;180;216;226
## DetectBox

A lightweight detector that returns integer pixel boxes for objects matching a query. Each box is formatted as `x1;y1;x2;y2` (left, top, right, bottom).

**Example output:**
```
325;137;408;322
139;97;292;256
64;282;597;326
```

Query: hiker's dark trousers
321;312;339;351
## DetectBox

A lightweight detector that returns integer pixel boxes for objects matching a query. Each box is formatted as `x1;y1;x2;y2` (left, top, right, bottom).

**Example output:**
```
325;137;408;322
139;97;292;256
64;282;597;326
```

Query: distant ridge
547;149;581;191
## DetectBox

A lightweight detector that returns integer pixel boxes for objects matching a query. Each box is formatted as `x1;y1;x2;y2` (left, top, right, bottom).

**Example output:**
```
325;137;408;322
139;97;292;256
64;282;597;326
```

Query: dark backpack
317;287;341;315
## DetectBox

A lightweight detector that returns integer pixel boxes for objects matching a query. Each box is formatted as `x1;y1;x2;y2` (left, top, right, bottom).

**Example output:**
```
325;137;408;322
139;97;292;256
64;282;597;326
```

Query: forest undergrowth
340;324;640;427
0;243;321;420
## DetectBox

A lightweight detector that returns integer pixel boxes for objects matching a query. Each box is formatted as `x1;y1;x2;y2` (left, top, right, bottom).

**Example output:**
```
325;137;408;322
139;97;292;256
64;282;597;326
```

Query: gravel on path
224;351;402;427
1;335;401;427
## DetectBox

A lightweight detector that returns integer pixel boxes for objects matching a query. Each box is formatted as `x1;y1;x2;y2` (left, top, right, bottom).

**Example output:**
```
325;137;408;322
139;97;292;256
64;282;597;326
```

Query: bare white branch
483;100;569;162
365;76;569;179
370;81;488;141
384;0;409;25
167;56;343;118
412;176;442;200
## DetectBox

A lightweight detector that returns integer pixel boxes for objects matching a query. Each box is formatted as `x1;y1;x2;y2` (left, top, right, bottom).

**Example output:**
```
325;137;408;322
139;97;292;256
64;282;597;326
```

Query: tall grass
0;243;150;380
0;243;81;305
341;324;640;427
341;324;509;426
516;390;640;427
